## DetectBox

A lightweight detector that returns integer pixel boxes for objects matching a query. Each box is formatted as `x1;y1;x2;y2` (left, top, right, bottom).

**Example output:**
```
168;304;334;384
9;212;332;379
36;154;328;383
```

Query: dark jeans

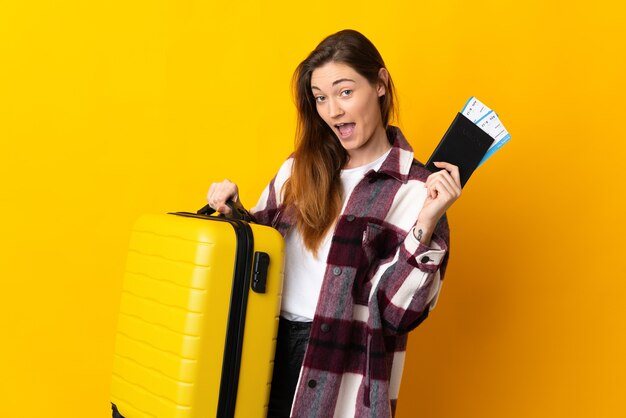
267;317;312;418
111;318;311;418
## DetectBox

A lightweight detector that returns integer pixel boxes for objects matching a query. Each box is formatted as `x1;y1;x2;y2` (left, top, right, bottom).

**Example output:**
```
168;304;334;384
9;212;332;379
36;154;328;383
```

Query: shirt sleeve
249;158;293;227
373;213;450;335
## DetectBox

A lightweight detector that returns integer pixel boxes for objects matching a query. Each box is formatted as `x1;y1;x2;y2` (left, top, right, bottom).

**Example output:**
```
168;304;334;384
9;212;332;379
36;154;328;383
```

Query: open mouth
335;122;355;139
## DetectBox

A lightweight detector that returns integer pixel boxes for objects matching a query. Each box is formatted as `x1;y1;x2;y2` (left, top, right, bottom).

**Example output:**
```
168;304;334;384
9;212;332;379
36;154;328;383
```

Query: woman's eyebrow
311;78;356;91
332;78;355;86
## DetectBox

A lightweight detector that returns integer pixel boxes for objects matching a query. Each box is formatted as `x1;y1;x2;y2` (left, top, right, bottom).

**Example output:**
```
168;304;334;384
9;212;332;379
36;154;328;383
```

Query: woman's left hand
414;162;462;243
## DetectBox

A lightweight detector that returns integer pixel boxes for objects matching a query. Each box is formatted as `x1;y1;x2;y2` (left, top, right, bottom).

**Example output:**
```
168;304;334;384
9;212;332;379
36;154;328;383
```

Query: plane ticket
461;96;511;166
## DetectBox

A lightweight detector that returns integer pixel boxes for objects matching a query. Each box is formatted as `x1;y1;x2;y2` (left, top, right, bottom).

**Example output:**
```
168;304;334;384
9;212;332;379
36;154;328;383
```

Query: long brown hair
283;29;397;254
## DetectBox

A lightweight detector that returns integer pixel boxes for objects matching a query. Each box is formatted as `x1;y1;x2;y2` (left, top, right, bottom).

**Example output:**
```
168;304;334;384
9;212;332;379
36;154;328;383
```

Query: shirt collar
366;125;415;184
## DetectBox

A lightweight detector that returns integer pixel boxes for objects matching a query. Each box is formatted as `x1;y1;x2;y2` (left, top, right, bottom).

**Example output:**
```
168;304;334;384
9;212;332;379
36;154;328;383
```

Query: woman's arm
373;215;450;335
206;158;293;225
248;158;294;227
374;162;461;334
412;161;461;246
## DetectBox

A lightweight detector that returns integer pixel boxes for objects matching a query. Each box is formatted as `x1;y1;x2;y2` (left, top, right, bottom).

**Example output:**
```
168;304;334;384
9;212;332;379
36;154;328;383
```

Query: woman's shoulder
407;158;433;183
276;155;294;177
266;155;294;189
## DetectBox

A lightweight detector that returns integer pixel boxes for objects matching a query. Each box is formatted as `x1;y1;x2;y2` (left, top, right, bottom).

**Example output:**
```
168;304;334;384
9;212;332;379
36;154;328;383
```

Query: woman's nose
328;98;344;118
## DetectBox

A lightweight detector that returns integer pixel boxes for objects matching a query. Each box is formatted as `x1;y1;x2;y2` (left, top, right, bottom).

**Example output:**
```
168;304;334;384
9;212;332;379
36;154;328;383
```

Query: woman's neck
343;125;391;169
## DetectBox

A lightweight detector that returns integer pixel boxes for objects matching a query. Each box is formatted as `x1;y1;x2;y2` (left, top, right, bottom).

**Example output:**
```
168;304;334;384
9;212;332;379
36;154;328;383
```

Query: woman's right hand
207;179;241;215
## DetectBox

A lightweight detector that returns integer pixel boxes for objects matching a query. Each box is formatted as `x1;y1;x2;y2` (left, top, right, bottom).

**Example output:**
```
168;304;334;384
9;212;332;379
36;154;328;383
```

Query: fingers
428;163;461;193
418;162;462;226
425;162;462;204
431;162;462;190
432;174;455;198
206;179;239;214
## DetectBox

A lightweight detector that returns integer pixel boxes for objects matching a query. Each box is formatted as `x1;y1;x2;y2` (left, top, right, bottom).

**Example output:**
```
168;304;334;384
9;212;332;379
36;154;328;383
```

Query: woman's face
310;61;389;166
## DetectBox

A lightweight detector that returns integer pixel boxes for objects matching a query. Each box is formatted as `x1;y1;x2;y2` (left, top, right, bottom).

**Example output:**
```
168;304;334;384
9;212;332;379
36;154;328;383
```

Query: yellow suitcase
111;208;284;418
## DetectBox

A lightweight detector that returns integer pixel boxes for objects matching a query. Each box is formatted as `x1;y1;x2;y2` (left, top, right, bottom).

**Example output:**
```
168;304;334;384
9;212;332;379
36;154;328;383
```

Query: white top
281;150;391;321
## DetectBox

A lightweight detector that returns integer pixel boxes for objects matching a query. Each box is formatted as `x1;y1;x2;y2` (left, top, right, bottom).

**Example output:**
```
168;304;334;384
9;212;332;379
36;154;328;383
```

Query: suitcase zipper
215;218;254;418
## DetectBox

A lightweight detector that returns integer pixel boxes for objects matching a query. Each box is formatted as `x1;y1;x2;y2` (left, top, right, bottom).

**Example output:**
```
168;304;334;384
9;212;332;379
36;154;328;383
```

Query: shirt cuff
405;226;447;272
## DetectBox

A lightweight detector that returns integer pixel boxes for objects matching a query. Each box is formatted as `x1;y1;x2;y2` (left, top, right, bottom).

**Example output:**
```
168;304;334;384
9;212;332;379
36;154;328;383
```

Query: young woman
207;29;461;418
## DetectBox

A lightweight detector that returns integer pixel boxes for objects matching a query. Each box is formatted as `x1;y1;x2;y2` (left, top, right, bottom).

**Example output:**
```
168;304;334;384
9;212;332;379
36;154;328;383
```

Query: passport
426;97;511;187
425;112;494;188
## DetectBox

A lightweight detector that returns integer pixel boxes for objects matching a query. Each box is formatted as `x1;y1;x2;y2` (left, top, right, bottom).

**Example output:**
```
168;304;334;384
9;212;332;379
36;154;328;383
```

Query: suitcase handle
197;201;252;222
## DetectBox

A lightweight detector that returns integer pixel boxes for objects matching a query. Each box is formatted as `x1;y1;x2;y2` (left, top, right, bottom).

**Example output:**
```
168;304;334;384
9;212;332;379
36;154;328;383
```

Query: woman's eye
340;89;353;97
315;95;326;103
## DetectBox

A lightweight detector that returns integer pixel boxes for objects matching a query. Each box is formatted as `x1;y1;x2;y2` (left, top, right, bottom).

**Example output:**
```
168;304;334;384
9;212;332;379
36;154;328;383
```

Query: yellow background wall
1;0;624;417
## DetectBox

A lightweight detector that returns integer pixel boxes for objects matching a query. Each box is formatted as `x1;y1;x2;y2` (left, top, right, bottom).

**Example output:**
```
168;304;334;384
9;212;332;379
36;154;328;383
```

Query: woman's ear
377;68;389;97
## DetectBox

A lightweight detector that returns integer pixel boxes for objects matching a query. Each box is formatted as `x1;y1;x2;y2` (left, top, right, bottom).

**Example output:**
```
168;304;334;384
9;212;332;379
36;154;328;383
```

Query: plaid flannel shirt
251;126;450;418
